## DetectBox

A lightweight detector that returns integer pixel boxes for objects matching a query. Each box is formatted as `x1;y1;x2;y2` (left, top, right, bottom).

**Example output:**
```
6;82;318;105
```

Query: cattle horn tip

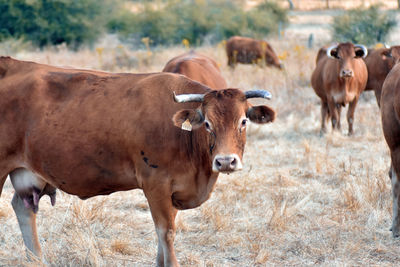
245;90;272;100
173;92;204;103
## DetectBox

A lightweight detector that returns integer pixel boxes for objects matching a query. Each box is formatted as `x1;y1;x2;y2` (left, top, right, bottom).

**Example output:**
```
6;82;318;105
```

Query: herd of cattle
0;35;400;266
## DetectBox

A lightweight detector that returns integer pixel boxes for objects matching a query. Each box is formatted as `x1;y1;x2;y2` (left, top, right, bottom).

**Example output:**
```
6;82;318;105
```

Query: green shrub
332;5;396;46
0;0;114;48
108;0;288;46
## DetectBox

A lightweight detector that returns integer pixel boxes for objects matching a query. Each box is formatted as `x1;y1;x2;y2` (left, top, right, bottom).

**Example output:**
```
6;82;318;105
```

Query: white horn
245;90;272;100
173;92;204;103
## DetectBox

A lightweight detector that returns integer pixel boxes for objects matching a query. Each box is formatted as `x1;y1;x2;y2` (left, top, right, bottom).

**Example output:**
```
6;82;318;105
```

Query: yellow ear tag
182;119;192;131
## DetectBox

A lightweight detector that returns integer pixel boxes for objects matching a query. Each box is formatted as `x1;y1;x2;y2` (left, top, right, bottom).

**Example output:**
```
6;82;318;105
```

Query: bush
0;0;114;48
332;5;396;46
107;0;288;46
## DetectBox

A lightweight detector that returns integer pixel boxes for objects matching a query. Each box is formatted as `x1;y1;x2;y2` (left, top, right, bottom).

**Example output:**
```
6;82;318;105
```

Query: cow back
163;51;227;89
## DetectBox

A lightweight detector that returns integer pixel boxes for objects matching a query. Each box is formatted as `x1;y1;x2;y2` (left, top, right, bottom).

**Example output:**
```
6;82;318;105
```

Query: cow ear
172;109;204;131
355;48;366;58
330;48;339;59
381;49;392;60
247;105;276;124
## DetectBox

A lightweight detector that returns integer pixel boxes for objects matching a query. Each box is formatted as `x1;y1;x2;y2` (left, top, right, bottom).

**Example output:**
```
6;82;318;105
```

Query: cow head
327;43;368;78
172;89;275;173
263;43;284;69
381;46;400;66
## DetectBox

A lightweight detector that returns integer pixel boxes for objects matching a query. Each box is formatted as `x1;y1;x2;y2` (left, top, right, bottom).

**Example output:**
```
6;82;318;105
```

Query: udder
10;168;56;213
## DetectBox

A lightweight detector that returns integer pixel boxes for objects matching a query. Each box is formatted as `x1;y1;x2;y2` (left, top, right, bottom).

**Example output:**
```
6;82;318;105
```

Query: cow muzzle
340;69;353;78
212;154;243;173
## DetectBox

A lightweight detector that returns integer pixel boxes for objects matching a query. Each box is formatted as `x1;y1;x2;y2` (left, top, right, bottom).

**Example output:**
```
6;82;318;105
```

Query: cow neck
181;127;214;173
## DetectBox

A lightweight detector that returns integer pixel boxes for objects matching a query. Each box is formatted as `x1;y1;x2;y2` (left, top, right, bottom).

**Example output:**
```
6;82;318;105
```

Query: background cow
311;42;368;135
363;46;400;107
0;56;275;266
226;36;283;69
380;47;400;238
162;51;227;89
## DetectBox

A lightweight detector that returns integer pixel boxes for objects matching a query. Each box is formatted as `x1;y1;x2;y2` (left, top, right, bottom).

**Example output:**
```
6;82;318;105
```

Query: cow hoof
392;226;400;237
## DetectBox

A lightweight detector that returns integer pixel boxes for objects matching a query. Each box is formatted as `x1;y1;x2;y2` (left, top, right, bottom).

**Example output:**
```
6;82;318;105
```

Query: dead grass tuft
254;248;269;264
268;192;290;231
342;185;361;211
72;198;111;225
110;240;134;255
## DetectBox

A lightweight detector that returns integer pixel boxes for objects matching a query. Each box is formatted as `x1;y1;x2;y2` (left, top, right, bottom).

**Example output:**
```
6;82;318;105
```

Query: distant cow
226;36;283;69
311;42;368;135
380;47;400;238
0;56;275;266
363;46;400;107
162;51;227;89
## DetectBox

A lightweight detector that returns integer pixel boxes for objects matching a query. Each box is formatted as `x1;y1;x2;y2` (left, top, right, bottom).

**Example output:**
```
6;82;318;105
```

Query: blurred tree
108;0;288;46
332;5;396;46
0;0;115;48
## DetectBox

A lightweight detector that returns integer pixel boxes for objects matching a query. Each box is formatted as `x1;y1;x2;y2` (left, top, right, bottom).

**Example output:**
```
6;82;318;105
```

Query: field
1;15;400;267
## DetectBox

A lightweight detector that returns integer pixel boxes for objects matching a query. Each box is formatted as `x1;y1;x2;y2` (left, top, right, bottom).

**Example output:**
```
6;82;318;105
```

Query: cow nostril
216;159;222;167
230;158;237;167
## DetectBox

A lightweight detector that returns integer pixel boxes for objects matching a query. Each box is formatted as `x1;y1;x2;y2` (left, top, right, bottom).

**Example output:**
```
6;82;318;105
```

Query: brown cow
380;47;400;238
311;42;368;135
162;51;227;89
0;56;275;266
363;46;400;107
226;36;283;69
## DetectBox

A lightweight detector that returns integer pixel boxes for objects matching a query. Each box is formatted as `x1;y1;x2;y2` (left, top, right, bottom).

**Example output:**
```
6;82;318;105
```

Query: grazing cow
0;56;275;266
162;51;227;89
380;47;400;238
363;46;400;107
311;42;368;135
226;36;283;69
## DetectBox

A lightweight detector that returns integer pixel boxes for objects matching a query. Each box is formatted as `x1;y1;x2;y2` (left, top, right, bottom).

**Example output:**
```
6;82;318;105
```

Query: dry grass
1;14;400;266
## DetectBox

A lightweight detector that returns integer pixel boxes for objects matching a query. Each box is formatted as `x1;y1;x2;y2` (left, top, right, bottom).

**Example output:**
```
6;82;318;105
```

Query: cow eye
241;119;247;128
205;121;210;130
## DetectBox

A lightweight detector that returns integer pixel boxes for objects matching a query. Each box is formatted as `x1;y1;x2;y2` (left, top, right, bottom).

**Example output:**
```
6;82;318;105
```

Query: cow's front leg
347;97;359;135
391;163;400;237
320;101;329;135
146;191;179;267
336;104;342;130
0;175;7;197
11;192;42;259
327;99;339;131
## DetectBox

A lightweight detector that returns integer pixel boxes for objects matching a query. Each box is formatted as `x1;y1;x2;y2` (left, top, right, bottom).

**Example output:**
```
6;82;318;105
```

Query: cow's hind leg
11;192;42;258
10;168;48;259
145;190;179;267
